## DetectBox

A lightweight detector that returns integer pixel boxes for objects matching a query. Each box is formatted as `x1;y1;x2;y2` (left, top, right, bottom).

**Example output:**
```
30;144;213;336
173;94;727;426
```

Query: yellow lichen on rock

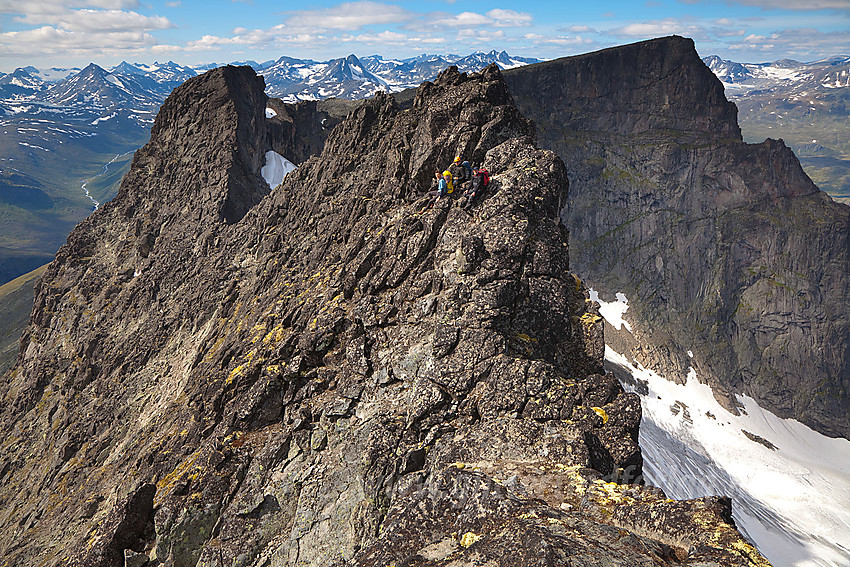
591;406;609;424
580;312;602;326
458;531;482;548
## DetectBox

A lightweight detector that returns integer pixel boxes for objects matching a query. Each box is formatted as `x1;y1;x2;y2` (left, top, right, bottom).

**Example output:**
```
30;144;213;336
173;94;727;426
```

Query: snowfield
591;290;850;567
261;150;296;189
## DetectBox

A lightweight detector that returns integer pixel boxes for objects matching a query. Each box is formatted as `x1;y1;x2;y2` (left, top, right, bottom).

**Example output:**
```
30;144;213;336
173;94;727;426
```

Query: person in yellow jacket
442;170;454;194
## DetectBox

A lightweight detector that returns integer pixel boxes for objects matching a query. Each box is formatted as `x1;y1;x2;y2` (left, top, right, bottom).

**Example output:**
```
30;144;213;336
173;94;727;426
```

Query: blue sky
0;0;848;72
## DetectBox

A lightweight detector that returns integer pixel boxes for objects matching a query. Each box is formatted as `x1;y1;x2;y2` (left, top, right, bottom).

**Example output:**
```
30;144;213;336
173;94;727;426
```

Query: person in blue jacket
423;170;452;210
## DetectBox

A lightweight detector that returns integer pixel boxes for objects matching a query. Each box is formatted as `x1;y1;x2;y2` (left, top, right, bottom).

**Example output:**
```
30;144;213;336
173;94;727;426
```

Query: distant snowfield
591;289;850;567
90;112;116;125
261;150;295;189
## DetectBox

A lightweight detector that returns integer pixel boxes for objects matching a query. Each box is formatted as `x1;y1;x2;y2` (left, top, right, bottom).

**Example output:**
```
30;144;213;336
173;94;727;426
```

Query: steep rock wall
505;36;850;438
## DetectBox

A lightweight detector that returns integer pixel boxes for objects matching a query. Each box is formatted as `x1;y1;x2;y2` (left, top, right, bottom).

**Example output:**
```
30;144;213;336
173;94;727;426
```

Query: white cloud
607;18;710;40
456;28;508;42
486;9;532;27
54;10;173;33
0;0;173;35
85;0;140;7
0;0;178;60
420;8;531;30
0;25;158;57
562;25;596;33
428;11;492;28
283;1;414;32
525;33;597;48
725;27;850;60
350;30;410;44
0;0;141;20
181;27;343;52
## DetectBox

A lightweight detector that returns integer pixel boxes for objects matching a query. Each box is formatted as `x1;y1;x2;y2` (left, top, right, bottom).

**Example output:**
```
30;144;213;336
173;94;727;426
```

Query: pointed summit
112;61;145;75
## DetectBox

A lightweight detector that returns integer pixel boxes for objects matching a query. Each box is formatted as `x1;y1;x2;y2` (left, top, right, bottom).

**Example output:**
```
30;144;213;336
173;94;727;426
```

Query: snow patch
265;107;277;118
18;141;48;151
7;105;35;114
588;289;632;332
104;74;125;88
594;290;850;567
90;112;117;125
261;150;296;189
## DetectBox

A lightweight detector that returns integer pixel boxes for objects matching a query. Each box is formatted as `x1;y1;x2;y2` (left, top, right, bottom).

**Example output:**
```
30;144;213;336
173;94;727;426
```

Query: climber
442;169;454;195
462;165;489;210
422;170;452;211
450;156;473;192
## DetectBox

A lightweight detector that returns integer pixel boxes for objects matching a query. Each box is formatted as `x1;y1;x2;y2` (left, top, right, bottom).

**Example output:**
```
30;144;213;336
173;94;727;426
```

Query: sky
0;0;849;73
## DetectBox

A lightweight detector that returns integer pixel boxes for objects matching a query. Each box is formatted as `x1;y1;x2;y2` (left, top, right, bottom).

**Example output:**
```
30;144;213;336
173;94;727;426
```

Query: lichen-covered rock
0;60;768;566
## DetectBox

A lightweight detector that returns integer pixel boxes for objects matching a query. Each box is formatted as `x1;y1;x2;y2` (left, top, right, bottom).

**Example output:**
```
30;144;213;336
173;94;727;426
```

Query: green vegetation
0;115;148;285
0;263;46;375
735;94;850;202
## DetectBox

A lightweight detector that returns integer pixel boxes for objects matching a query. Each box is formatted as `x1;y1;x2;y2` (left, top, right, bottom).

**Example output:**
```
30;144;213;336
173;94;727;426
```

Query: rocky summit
0;54;771;565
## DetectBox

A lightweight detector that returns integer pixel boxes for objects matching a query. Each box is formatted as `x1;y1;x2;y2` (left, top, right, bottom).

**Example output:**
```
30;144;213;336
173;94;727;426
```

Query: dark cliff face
506;36;741;142
265;97;356;165
505;35;850;438
0;62;768;566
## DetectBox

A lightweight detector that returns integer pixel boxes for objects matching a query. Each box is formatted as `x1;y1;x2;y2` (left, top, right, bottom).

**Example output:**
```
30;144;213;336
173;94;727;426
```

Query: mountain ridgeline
0;50;538;291
503;36;850;439
0;42;774;566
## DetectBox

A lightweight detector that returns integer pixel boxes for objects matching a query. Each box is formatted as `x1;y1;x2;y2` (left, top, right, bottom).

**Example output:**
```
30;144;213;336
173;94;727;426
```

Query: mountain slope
505;35;850;439
0;67;45;99
0;63;767;567
0;264;46;375
0;50;538;289
703;54;850;202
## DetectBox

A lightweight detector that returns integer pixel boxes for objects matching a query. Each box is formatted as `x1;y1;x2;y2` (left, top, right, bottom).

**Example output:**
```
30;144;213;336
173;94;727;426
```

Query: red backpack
477;167;490;187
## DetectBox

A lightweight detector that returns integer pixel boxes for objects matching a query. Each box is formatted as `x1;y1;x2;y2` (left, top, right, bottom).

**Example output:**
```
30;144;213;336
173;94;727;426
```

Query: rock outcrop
0;62;768;565
505;36;850;438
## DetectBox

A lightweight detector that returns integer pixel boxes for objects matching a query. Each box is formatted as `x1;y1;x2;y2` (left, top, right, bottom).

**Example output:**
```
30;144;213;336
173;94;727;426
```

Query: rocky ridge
0;61;768;565
504;36;850;438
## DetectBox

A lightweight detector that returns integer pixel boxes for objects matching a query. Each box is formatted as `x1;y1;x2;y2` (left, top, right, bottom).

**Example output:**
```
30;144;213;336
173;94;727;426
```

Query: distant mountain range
0;51;540;127
702;54;850;202
703;54;850;90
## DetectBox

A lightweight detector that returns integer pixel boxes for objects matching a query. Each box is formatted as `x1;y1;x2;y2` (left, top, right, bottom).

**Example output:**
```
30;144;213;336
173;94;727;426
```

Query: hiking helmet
453;156;461;163
443;170;451;177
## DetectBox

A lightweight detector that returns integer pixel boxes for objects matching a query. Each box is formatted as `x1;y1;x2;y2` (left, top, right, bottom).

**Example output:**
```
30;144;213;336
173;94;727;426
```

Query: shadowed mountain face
505;36;850;439
0;61;769;566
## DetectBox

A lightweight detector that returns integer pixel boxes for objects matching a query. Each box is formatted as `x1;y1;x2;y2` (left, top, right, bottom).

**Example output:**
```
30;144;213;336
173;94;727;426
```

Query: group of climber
425;156;490;212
